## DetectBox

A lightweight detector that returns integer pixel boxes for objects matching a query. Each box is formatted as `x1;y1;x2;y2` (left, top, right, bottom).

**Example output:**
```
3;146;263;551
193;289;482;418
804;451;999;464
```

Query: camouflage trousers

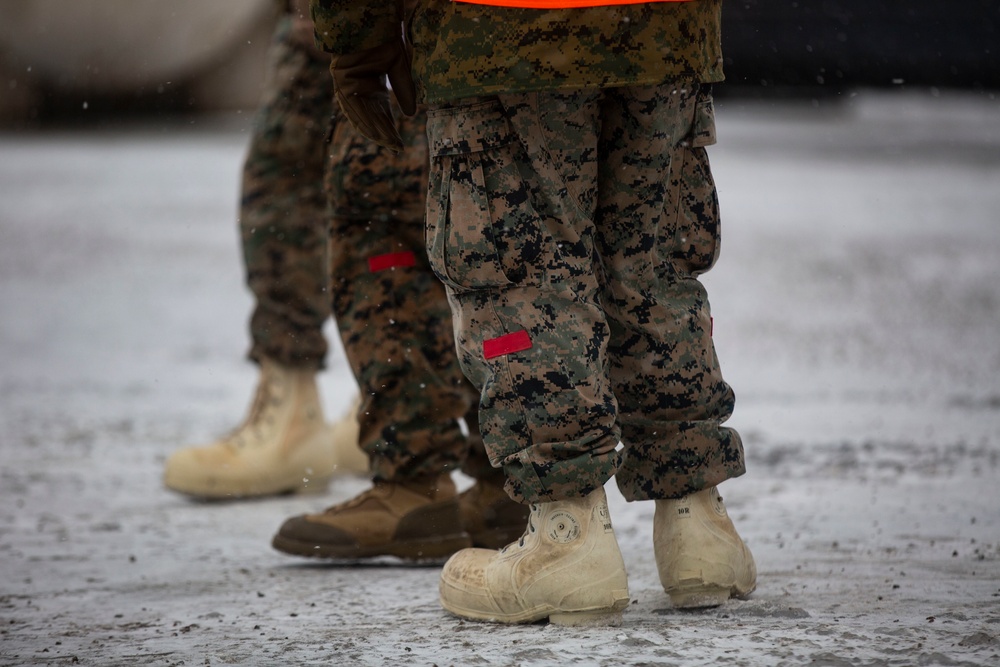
425;82;745;503
241;15;332;369
325;105;493;481
239;16;490;481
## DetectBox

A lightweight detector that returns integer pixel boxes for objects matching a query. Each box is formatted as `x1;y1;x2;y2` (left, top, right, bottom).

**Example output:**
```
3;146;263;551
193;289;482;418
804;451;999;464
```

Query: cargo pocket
664;88;722;278
426;100;531;292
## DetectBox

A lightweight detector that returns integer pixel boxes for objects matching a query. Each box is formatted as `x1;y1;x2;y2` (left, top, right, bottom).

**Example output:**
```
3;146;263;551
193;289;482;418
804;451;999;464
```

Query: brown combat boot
458;476;530;549
654;486;757;608
271;474;471;561
163;357;367;499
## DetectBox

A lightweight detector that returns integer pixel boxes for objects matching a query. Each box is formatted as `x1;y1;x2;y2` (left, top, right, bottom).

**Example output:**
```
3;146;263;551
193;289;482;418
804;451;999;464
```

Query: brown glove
331;37;417;154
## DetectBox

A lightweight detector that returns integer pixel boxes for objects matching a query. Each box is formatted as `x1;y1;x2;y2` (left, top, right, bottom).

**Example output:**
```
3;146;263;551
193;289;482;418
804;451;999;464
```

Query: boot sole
271;533;472;562
164;472;336;500
666;580;757;609
440;591;630;627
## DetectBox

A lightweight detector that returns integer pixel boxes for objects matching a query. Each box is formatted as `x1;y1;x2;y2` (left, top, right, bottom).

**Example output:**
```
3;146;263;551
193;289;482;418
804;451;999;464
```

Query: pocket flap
427;101;515;157
689;90;717;148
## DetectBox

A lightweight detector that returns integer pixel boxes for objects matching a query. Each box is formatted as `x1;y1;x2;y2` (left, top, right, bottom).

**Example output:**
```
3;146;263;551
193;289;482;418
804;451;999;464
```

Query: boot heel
667;583;731;609
549;609;624;627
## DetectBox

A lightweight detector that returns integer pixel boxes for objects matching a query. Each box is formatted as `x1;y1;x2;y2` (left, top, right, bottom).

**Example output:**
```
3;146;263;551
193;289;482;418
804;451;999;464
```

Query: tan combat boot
458;476;530;549
439;486;630;626
163;357;368;499
271;474;471;560
654;486;757;609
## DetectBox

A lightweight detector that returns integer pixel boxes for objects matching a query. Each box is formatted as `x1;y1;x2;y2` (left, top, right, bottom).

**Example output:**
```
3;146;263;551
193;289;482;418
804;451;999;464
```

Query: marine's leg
163;16;365;500
271;108;474;560
429;92;628;624
597;82;754;608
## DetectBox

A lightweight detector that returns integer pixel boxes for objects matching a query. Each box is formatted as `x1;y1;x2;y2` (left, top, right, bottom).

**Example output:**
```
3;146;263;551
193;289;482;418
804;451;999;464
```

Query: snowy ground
1;89;999;666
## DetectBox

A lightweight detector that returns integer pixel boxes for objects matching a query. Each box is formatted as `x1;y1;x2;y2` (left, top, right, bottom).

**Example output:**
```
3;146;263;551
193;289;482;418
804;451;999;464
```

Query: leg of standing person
270;104;527;560
600;84;755;610
429;84;755;624
163;13;366;500
305;0;755;627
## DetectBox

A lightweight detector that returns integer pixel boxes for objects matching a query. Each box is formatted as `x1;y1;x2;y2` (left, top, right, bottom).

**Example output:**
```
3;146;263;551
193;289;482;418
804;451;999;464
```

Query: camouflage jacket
311;0;723;104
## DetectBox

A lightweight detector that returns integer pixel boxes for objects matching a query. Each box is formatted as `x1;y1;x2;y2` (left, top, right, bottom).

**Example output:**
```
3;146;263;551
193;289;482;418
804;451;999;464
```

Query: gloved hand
331;37;417;154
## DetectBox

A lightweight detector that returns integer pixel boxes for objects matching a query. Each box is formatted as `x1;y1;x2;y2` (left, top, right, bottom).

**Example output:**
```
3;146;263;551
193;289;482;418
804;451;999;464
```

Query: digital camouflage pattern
324;105;483;481
241;16;333;369
310;0;723;103
424;83;744;503
240;16;487;482
306;0;743;500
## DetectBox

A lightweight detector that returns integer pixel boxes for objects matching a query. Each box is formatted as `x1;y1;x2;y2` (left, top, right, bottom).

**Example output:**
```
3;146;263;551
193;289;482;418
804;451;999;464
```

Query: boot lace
501;502;538;552
321;481;392;516
227;371;284;449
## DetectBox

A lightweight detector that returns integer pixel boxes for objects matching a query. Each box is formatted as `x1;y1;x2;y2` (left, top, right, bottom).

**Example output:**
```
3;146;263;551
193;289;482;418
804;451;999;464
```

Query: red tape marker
368;251;416;273
483;330;532;360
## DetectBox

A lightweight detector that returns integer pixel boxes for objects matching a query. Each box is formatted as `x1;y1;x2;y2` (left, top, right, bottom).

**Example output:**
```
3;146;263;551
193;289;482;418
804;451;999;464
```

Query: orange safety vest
454;0;690;7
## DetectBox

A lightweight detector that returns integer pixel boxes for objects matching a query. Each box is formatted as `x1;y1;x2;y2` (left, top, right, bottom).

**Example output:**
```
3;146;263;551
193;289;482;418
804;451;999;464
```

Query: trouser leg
241;16;331;369
425;85;744;503
425;93;619;503
595;83;744;501
325;106;474;481
458;408;500;482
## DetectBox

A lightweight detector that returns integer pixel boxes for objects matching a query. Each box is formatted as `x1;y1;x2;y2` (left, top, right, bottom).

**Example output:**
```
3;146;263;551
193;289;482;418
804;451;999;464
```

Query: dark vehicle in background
1;0;997;124
721;1;1000;90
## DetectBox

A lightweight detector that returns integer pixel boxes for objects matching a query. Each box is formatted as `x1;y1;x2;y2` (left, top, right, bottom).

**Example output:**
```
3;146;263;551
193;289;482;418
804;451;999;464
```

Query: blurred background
721;1;1000;93
0;0;278;125
0;0;998;126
